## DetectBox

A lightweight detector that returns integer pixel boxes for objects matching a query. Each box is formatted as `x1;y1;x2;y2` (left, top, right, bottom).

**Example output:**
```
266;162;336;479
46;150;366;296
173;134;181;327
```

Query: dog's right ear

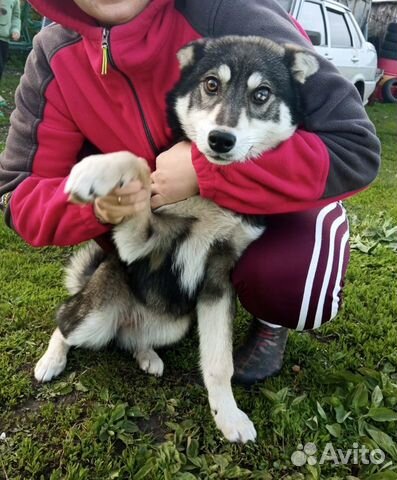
284;44;319;84
177;39;208;70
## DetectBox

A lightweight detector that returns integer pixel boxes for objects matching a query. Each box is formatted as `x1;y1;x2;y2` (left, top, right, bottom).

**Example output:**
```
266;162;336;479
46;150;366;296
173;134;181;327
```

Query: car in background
279;0;379;104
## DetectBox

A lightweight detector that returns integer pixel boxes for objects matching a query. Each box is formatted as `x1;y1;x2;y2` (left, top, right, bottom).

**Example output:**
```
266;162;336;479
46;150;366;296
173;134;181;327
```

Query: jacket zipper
101;27;160;157
101;28;109;75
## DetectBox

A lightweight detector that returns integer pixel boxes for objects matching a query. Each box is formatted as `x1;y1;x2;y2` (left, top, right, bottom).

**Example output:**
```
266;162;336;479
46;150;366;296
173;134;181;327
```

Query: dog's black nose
208;130;236;154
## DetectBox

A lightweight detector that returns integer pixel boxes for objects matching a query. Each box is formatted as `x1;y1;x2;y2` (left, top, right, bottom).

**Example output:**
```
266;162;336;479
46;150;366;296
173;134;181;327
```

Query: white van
280;0;379;103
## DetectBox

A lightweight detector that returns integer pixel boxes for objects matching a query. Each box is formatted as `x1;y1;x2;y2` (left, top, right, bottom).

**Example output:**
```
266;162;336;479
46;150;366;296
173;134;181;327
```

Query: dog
34;36;318;443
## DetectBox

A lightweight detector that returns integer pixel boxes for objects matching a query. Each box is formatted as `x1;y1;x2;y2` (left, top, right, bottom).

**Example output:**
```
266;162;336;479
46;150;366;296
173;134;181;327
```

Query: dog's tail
64;242;106;295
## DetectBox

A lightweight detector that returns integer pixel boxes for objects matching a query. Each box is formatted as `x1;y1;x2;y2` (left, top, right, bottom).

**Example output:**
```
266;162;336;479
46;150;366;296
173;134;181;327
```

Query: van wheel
382;78;397;103
354;82;364;101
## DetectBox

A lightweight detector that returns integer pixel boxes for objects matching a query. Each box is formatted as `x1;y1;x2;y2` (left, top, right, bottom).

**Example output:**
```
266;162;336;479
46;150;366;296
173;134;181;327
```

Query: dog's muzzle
208;130;236;155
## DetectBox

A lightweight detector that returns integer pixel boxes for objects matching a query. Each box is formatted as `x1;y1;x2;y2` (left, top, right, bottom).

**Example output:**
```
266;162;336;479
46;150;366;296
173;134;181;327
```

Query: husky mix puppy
34;36;318;443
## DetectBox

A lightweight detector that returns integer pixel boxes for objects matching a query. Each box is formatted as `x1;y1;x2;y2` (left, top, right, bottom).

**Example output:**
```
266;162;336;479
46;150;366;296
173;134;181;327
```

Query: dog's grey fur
35;36;318;443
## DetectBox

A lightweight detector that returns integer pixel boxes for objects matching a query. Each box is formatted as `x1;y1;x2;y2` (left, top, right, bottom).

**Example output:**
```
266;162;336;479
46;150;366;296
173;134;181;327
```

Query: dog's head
168;36;318;165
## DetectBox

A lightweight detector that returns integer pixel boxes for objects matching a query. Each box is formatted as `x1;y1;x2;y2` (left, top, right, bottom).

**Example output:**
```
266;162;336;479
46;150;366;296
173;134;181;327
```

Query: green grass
1;61;397;479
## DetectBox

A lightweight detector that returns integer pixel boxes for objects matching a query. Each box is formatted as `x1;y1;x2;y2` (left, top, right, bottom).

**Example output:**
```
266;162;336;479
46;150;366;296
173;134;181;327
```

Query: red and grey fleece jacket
0;0;380;247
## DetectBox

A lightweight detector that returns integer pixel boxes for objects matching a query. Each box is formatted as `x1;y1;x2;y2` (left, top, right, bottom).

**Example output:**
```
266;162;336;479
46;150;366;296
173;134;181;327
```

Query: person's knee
233;263;347;330
232;245;349;331
232;202;350;330
232;251;302;328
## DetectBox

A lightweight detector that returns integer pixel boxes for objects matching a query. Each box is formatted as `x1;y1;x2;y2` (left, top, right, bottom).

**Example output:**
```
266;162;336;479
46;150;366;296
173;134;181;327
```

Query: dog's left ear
177;38;208;70
284;45;319;84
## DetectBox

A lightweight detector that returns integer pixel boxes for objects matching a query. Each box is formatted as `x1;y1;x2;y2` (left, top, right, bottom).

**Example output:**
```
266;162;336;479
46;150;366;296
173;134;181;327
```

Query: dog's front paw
65;151;150;203
214;408;257;443
34;350;67;383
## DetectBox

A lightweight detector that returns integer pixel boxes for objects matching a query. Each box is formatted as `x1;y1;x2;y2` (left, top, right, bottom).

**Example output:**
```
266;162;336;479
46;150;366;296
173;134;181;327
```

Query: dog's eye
203;77;220;95
252;87;271;105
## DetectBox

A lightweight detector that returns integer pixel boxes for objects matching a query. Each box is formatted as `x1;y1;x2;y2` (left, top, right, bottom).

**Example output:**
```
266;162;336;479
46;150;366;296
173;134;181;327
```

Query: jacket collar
29;0;176;71
28;0;173;40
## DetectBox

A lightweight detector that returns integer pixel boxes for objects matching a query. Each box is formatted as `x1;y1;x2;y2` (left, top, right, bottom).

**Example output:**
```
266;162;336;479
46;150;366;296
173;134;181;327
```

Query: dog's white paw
214;408;257;443
65;151;149;203
136;350;164;377
34;350;67;383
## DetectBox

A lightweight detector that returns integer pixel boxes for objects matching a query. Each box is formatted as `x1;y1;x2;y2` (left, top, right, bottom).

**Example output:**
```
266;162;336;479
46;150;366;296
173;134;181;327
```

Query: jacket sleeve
0;34;109;246
11;0;21;35
191;0;381;214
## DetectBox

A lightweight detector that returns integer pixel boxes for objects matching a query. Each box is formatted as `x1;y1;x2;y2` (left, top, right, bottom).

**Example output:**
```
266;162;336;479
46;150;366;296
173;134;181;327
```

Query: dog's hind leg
135;315;191;377
116;322;165;377
197;291;257;443
35;299;122;382
34;328;70;382
134;349;164;377
117;314;191;377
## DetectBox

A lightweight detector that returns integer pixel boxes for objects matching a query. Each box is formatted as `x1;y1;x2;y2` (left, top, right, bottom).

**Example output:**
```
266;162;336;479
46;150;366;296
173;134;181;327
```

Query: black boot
233;318;288;386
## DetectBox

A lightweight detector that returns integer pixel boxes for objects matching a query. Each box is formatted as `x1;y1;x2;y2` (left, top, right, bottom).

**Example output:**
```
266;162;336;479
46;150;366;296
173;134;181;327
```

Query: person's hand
93;180;150;225
151;141;199;209
11;32;20;41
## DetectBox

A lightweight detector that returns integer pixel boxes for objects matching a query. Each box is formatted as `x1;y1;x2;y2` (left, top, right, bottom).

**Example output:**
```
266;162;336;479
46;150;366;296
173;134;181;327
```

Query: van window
298;1;327;46
278;0;294;13
327;9;353;47
345;12;362;48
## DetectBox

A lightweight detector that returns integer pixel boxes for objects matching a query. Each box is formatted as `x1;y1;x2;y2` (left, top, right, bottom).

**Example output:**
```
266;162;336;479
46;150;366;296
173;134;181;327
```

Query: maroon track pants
232;202;350;330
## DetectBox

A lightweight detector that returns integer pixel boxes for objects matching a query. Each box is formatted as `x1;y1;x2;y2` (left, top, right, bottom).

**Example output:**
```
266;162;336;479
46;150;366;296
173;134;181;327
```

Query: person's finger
150;194;166;210
100;188;148;207
151;182;160;195
97;190;149;210
97;202;145;217
113;180;143;196
97;195;124;207
115;190;149;207
133;199;151;213
150;170;165;185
